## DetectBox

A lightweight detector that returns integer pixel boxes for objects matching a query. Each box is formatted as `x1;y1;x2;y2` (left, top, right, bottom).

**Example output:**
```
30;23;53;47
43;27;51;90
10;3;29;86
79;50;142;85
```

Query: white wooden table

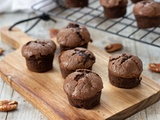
0;12;160;120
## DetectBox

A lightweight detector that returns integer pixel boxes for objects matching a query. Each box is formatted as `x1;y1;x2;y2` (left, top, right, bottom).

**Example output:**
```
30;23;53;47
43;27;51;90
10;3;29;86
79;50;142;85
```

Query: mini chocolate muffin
100;0;128;18
64;0;88;8
108;53;143;89
22;39;56;72
63;69;103;109
58;47;95;78
57;23;91;52
133;1;160;28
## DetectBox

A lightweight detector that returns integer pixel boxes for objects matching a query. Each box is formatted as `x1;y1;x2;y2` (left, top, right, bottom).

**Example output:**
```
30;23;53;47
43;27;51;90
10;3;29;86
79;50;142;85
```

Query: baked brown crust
21;39;56;72
131;0;143;4
59;47;96;78
22;39;56;59
64;69;103;99
133;1;160;17
63;69;103;109
108;53;143;88
57;23;91;50
65;0;88;8
108;53;143;78
100;0;128;18
100;0;128;8
59;47;95;70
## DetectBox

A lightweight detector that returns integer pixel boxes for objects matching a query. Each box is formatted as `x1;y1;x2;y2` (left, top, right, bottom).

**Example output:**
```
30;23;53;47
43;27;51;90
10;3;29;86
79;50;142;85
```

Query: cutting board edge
107;91;160;120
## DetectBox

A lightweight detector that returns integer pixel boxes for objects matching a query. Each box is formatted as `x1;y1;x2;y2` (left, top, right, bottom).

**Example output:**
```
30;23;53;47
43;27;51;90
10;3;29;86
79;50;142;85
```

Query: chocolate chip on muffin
63;69;103;109
58;47;96;78
108;53;143;89
22;39;56;72
57;23;91;52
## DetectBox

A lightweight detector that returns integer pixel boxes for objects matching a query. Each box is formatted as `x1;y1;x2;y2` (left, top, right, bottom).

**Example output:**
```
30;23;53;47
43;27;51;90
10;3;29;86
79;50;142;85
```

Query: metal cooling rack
32;0;160;47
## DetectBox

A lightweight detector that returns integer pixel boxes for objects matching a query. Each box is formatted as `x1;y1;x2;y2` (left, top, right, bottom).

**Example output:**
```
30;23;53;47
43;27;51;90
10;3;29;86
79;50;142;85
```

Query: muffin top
133;1;160;17
59;47;95;70
108;53;143;78
22;39;56;59
100;0;128;8
64;69;103;100
57;23;91;48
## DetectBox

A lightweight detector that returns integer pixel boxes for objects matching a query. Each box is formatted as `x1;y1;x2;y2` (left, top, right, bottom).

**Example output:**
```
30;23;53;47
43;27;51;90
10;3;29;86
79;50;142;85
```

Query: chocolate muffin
22;39;56;72
57;23;91;52
100;0;128;18
108;53;143;89
63;69;103;109
133;1;160;28
58;47;95;78
64;0;88;8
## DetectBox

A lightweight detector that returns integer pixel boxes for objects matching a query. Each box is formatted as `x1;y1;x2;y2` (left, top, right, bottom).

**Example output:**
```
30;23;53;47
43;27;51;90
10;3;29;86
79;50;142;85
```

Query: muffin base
25;55;54;73
103;6;126;18
67;91;101;109
109;72;142;89
60;43;88;52
59;66;92;78
65;0;88;8
131;0;143;3
135;15;160;29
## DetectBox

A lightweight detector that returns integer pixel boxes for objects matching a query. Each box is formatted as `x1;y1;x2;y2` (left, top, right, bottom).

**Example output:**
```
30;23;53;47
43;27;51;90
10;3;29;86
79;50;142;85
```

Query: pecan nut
0;48;4;55
50;28;59;38
105;43;123;53
0;100;18;112
148;63;160;73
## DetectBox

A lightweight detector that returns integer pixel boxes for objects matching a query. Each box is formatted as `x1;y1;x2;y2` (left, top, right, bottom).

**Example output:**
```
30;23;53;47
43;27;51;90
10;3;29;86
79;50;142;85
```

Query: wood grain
0;27;160;120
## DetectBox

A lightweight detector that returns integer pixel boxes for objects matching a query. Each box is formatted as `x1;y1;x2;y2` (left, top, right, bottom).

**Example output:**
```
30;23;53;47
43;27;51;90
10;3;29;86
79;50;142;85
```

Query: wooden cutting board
0;27;160;120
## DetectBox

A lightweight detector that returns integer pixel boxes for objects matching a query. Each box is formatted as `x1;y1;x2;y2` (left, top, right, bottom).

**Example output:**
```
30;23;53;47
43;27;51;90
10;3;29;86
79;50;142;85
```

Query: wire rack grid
32;0;160;48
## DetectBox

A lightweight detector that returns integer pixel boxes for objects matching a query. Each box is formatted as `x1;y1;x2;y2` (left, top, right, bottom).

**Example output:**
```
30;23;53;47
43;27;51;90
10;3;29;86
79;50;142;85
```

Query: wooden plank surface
0;27;159;120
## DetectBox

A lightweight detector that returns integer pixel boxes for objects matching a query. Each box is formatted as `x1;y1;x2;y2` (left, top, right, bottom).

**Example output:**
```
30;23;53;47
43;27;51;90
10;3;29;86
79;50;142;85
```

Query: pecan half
105;43;123;53
148;63;160;73
0;100;18;112
50;28;59;38
0;48;4;55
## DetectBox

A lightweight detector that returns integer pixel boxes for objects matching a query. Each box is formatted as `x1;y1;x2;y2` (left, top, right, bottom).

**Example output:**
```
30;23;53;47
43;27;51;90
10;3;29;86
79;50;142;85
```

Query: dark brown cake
133;1;160;28
22;39;56;72
63;69;103;109
131;0;143;3
57;23;91;52
58;47;96;78
100;0;128;18
108;53;143;89
64;0;88;8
